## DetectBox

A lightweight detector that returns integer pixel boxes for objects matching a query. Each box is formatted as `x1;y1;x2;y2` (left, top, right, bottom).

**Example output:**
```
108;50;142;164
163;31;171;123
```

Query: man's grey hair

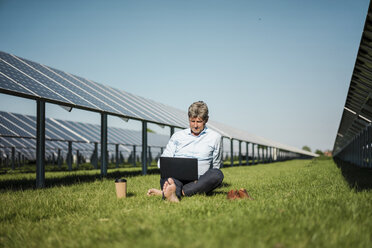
188;101;209;121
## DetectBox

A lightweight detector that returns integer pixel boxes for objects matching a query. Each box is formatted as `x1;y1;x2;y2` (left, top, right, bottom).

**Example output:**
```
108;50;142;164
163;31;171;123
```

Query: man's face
189;117;207;136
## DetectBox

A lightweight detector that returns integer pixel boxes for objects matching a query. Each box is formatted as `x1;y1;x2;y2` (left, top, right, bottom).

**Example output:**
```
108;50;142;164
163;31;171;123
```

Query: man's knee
205;168;224;184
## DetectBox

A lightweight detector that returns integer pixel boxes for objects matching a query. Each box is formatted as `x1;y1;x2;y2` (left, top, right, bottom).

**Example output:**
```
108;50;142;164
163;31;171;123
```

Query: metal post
238;140;242;166
57;149;61;168
148;146;152;167
230;139;234;166
68;141;72;171
93;143;98;169
18;152;21;167
36;100;45;188
11;147;15;170
115;144;119;168
142;121;148;175
252;143;255;165
170;126;175;137
51;152;55;166
101;113;108;177
359;133;362;166
369;125;372;168
246;142;249;165
269;147;272;162
76;149;80;169
133;145;136;167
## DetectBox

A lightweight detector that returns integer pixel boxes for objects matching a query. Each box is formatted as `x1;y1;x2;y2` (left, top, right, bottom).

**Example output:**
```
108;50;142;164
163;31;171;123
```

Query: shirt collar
188;126;208;137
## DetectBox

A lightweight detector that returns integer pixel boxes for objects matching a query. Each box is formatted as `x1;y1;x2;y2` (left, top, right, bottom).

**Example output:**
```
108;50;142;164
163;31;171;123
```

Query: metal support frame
369;125;372;168
170;126;175;137
57;148;62;168
238;140;242;166
336;123;372;168
115;144;119;168
148;146;152;167
18;151;21;167
36;100;45;188
230;139;234;166
11;147;15;170
92;143;98;169
246;142;249;165
76;149;80;169
133;145;137;167
142;121;148;175
101;113;108;177
252;143;255;165
68;141;72;171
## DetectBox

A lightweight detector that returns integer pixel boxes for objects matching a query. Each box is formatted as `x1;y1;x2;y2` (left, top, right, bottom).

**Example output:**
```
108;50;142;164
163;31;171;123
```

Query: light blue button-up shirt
159;126;222;177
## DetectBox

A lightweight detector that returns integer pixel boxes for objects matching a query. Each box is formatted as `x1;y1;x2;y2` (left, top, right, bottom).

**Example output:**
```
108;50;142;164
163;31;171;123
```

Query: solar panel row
0;111;169;148
0;50;316;158
0;136;140;161
0;51;187;128
333;2;372;159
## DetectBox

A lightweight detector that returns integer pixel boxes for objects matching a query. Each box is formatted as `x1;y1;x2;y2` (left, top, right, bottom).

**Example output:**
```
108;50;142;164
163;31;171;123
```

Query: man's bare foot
163;178;179;203
147;188;162;196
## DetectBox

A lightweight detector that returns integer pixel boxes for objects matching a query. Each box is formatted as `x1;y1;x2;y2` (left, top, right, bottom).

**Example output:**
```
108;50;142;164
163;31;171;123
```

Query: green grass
1;158;372;248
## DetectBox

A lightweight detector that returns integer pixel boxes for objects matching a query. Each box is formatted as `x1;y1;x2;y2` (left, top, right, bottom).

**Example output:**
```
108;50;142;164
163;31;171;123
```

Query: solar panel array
0;51;187;128
0;50;316;158
333;2;372;157
0;111;169;161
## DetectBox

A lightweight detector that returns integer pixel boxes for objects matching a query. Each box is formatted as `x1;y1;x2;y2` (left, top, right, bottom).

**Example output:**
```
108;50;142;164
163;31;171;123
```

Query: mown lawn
0;158;371;248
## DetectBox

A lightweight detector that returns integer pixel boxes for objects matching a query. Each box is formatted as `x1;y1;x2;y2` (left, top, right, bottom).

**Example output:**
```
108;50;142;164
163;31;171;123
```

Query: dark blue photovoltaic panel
70;122;100;142
0;51;190;128
97;82;165;123
0;136;31;148
45;119;86;142
0;72;36;96
0;124;17;137
0;115;33;138
17;57;100;111
119;89;185;127
46;67;122;115
9;113;37;134
1;112;35;137
0;52;78;104
0;59;67;104
78;78;154;121
109;127;140;145
72;75;144;119
51;119;90;142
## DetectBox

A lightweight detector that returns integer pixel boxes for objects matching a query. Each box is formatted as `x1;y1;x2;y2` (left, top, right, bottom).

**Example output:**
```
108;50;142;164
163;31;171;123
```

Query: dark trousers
160;168;224;199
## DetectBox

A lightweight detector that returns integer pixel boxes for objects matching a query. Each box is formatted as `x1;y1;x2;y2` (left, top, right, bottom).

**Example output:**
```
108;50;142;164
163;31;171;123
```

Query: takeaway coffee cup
115;178;127;198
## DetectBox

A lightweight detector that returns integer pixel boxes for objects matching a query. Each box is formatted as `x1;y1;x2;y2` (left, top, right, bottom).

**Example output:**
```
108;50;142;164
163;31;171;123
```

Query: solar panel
18;56;101;111
0;50;317;165
0;111;169;151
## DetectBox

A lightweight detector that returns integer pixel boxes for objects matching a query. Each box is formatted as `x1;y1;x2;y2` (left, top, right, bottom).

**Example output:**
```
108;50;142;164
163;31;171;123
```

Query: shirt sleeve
157;134;177;168
212;135;223;169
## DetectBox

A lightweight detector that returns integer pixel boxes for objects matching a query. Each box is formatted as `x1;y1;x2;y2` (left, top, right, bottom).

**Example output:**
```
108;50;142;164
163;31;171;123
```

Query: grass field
1;158;372;248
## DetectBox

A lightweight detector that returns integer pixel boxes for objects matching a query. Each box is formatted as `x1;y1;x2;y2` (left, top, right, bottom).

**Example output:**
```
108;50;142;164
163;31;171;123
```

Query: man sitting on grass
147;101;224;202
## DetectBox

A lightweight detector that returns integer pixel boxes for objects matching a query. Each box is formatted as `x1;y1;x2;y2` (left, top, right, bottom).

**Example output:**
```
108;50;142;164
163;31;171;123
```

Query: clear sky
0;0;370;152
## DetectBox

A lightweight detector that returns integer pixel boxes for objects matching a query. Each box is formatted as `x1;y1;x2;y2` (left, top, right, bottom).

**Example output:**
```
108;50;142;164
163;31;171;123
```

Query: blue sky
0;0;370;151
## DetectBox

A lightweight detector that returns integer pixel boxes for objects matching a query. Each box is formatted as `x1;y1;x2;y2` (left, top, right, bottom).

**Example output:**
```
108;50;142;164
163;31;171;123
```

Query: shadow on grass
206;191;227;196
0;168;160;192
334;158;372;191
